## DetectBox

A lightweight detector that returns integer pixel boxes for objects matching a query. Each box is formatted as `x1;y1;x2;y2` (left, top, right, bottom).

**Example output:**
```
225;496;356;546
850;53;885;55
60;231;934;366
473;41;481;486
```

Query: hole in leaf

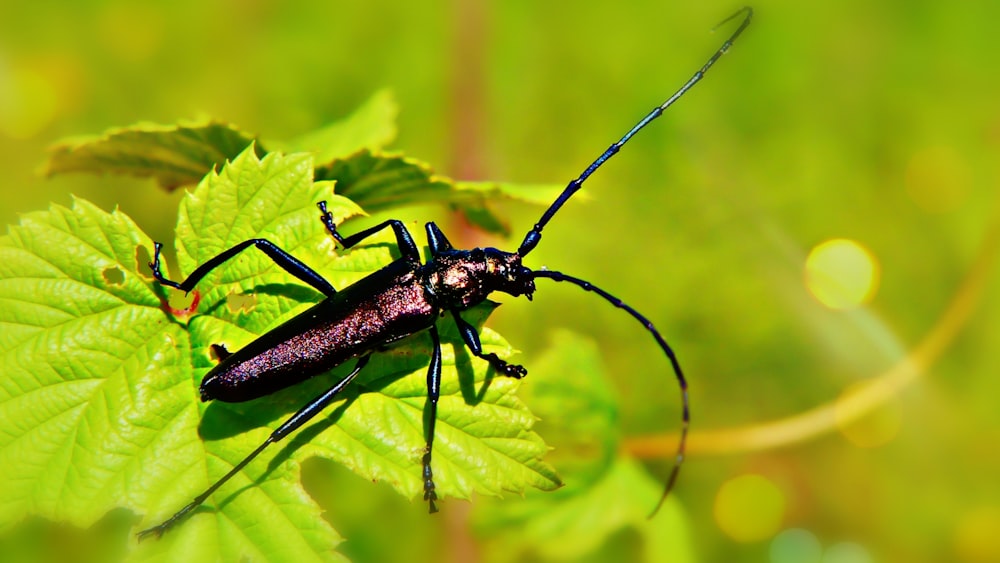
165;289;200;319
102;266;125;285
226;291;256;314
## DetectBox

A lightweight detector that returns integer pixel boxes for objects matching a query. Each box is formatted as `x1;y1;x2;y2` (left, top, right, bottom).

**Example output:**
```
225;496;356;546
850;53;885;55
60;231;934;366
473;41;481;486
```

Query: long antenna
517;6;753;257
530;269;688;516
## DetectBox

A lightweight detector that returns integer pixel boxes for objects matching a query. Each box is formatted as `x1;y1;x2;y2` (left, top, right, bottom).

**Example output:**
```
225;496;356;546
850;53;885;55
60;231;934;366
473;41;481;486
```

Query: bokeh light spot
954;506;1000;562
835;382;903;448
805;239;879;310
714;474;786;543
771;528;823;563
905;145;970;213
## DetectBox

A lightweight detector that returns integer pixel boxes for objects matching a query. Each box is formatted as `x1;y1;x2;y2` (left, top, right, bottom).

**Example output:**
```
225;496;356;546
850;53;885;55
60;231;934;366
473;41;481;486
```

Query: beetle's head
482;247;536;300
427;247;535;309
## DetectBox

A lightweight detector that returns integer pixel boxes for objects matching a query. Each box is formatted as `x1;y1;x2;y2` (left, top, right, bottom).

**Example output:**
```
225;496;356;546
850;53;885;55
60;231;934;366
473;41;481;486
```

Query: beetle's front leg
149;239;337;297
451;311;527;379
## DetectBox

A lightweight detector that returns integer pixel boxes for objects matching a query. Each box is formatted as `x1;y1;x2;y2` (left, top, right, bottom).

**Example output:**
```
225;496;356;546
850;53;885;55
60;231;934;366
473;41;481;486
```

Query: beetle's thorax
422;247;535;309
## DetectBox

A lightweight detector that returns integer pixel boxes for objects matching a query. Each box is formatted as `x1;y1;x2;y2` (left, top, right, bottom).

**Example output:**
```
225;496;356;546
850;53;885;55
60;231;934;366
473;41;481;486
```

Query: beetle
138;7;752;540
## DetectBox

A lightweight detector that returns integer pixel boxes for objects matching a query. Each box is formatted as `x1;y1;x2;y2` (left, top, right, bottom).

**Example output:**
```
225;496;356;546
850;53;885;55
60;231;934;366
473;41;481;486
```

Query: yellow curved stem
626;208;1000;458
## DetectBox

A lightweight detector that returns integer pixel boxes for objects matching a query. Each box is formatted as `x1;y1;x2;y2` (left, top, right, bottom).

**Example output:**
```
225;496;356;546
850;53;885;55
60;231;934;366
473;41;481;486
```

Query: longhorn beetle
138;7;752;540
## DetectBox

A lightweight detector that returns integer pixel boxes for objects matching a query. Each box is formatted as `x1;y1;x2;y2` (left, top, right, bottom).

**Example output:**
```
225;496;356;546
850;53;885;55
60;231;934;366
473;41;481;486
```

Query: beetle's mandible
138;7;752;540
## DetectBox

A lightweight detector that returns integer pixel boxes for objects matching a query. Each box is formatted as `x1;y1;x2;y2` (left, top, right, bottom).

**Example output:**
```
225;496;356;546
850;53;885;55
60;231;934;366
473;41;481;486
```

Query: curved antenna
531;269;688;516
517;6;753;257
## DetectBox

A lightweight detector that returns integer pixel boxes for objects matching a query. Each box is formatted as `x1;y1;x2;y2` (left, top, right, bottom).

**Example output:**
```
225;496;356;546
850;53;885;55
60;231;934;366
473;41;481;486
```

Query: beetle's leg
137;354;372;541
210;344;231;361
149;239;336;297
422;325;443;512
317;201;420;261
451;311;527;379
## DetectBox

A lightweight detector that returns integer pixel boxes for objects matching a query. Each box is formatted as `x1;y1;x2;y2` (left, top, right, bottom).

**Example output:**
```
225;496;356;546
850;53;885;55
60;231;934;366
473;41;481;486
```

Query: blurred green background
2;0;998;562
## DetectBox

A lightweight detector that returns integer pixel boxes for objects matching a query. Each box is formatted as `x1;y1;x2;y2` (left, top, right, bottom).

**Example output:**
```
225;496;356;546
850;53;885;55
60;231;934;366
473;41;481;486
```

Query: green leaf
494;457;693;563
166;145;560;501
317;149;563;236
473;331;693;563
42;91;395;192
42;93;558;239
279;90;398;163
0;197;180;528
2;144;559;561
315;150;451;212
44;121;260;190
517;330;621;489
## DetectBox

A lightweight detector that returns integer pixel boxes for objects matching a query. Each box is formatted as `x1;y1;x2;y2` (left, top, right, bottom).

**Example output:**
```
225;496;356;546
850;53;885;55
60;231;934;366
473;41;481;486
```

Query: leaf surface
2;145;559;562
317;150;563;236
45;121;260;190
474;331;693;563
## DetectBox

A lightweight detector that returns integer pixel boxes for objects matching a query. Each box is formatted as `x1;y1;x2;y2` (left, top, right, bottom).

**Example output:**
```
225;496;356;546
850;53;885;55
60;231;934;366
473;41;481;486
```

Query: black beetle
138;7;752;540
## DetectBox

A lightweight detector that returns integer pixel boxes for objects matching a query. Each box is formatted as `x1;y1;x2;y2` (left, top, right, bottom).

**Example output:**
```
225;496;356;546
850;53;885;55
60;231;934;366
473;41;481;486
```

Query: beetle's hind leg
422;325;443;512
137;354;372;540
